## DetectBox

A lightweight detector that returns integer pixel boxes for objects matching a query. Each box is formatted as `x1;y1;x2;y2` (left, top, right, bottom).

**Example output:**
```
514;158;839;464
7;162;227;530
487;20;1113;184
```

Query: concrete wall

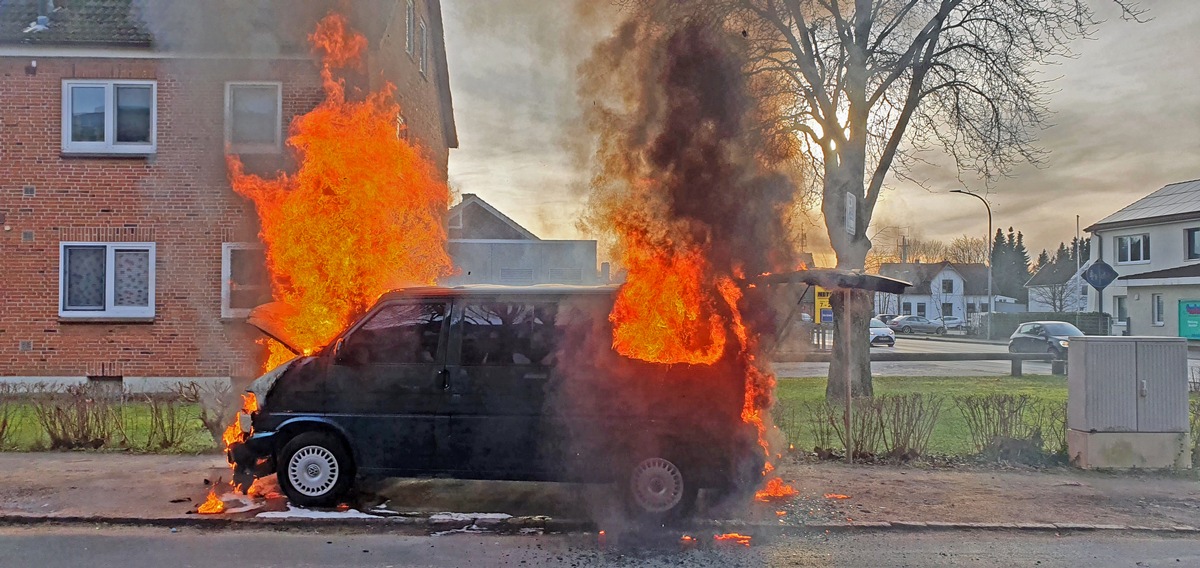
446;240;601;285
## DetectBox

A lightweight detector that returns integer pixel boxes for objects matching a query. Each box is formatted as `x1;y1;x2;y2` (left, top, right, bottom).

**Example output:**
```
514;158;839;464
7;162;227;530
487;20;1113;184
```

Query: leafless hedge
954;394;1066;463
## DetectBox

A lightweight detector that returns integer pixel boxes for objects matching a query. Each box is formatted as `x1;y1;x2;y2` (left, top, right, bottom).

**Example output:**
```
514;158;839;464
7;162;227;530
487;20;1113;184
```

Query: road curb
1;514;1195;536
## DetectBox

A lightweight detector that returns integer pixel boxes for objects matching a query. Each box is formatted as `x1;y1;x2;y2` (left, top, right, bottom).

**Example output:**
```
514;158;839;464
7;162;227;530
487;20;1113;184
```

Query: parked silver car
935;316;964;330
887;315;945;335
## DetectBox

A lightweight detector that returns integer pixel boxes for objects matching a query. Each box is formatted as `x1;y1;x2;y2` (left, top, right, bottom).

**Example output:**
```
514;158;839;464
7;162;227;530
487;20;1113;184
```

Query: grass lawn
773;375;1068;455
0;402;217;453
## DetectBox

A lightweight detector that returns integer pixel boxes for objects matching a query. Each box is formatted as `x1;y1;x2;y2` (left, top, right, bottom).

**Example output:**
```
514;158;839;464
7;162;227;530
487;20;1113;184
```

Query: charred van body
228;284;763;522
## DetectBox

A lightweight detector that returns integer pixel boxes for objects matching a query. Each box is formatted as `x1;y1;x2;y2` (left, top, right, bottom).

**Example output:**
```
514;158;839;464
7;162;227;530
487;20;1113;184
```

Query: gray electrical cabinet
1067;336;1191;469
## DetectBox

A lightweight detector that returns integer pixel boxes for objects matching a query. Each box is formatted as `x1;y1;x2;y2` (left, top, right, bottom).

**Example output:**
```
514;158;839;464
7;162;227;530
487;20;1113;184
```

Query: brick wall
0;49;452;380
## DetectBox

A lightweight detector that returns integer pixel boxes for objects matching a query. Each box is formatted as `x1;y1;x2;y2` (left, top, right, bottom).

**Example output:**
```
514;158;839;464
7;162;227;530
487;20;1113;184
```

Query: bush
0;383;20;449
954;394;1065;463
143;393;191;451
880;394;945;460
789;393;945;462
1191;398;1200;468
177;381;237;446
29;384;124;450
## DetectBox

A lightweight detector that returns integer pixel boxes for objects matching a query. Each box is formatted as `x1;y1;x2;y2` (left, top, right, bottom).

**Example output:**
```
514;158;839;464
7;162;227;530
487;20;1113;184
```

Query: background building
0;0;456;387
1085;178;1200;338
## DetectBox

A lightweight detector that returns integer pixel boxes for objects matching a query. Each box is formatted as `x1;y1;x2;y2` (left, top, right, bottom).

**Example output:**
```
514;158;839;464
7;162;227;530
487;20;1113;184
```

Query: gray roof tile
0;0;151;46
1089;178;1200;230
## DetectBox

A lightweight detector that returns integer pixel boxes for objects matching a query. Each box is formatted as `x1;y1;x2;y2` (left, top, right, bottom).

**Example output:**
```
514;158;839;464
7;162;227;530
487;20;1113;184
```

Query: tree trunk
826;288;874;400
820;141;873;401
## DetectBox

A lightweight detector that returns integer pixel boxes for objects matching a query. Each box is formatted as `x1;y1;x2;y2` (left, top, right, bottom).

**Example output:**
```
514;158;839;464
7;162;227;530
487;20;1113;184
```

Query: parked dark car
228;285;763;523
1008;321;1084;359
887;315;945;335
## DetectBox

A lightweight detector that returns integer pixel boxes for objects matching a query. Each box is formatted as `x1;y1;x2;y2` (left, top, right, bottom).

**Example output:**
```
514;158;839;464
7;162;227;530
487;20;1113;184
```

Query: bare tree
946;235;989;264
629;0;1143;399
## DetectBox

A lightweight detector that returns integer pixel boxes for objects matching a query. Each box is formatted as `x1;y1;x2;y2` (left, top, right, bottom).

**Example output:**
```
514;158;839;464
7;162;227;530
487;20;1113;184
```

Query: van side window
460;302;558;366
343;301;446;364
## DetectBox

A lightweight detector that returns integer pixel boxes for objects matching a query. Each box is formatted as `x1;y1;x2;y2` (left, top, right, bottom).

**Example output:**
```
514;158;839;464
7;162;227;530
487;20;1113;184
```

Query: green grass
773;375;1068;455
0;402;217;453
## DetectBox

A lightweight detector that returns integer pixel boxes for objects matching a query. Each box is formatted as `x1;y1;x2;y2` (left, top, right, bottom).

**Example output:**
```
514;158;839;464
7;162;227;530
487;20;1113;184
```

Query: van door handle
439;368;450;391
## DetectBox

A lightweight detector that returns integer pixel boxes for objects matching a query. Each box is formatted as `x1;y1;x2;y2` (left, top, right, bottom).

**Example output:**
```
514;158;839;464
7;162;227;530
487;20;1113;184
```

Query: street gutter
1;513;1195;536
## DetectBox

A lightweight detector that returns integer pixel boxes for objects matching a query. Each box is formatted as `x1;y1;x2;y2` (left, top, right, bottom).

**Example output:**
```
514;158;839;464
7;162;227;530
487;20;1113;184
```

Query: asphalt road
773;337;1057;377
1;526;1197;567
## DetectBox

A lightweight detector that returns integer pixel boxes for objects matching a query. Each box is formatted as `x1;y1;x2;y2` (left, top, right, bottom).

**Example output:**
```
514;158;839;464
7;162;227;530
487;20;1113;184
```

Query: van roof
378;284;620;301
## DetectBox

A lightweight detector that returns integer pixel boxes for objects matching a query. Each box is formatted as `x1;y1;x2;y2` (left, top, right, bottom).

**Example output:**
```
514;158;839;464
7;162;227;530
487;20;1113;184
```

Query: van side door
326;299;450;474
445;298;556;478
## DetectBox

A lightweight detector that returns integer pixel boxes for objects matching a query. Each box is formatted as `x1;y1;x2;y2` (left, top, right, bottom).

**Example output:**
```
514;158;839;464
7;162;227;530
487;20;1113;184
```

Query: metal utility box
1067;336;1191;469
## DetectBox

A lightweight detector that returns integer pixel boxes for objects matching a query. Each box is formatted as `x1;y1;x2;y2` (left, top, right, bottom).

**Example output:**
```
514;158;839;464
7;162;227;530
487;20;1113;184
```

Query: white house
1025;261;1091;313
874;262;1012;322
1085;178;1200;338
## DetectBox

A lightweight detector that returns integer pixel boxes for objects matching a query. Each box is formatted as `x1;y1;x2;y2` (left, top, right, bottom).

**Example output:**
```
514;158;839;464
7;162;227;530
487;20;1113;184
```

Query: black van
228;285;762;521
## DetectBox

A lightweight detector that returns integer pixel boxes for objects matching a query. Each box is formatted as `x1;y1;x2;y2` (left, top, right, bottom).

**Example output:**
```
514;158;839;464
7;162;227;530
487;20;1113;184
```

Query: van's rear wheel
623;456;697;525
277;431;354;507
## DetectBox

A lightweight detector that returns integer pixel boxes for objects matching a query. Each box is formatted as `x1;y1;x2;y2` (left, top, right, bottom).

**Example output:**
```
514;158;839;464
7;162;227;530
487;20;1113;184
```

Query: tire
935;327;946;335
622;455;698;526
1008;343;1018;354
1048;345;1064;360
902;326;912;334
276;431;355;508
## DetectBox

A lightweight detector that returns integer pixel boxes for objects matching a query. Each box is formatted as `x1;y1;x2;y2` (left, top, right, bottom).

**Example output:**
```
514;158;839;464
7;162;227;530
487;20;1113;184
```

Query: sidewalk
0;452;1197;534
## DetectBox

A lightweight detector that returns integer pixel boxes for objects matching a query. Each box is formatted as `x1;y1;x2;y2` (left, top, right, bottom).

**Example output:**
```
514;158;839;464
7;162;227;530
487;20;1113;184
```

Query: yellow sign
815;286;832;311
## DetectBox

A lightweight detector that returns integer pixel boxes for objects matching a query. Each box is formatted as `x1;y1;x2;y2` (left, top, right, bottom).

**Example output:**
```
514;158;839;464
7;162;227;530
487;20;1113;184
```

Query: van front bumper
226;430;277;491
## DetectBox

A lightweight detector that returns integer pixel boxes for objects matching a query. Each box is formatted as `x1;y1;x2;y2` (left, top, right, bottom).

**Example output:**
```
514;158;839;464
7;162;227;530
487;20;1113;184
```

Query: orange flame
714;533;752;547
824;493;851;500
228;12;452;357
197;487;225;514
610;237;725;365
756;477;799;502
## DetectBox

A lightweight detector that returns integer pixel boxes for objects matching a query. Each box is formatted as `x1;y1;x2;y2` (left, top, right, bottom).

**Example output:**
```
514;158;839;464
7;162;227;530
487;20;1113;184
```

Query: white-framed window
916;302;926;317
902;301;912;315
1186;228;1200;260
1114;295;1128;324
225;82;282;154
418;19;429;76
59;242;155;319
941;279;953;293
221;243;272;318
1151;294;1165;326
1116;234;1150;264
405;0;415;55
62;80;157;155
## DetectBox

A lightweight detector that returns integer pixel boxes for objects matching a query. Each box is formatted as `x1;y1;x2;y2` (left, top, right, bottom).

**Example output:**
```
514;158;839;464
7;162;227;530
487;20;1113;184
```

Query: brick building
0;0;457;388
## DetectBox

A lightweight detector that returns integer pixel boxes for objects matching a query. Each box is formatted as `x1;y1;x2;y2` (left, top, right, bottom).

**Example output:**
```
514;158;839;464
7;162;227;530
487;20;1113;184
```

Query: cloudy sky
441;0;1200;265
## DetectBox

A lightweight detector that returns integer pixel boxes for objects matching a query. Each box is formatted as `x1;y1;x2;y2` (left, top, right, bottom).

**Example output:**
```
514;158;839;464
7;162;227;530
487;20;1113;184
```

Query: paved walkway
1;453;1196;534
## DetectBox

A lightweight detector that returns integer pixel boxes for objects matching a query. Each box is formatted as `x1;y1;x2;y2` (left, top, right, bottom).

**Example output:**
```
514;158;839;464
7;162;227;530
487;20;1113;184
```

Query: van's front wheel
277;431;354;507
623;456;697;525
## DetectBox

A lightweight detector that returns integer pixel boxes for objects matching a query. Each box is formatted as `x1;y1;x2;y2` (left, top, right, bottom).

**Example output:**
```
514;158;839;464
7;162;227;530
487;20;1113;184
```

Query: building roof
1086;178;1200;232
878;262;991;295
1025;261;1082;288
0;0;152;47
448;193;540;241
1119;263;1200;281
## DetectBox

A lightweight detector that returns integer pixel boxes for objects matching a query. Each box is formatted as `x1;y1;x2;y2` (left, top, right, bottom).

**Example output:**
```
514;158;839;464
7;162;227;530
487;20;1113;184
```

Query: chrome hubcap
288;445;339;497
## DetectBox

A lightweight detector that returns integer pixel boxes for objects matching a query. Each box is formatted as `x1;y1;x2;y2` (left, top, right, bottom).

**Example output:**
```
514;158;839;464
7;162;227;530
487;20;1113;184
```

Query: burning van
228;271;907;521
229;284;765;521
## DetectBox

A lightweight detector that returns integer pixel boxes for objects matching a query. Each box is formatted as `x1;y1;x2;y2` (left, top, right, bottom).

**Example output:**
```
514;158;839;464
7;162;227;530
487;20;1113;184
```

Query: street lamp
951;190;993;339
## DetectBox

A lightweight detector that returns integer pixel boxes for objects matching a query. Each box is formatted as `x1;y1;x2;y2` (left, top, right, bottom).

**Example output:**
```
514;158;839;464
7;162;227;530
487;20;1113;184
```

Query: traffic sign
1082;260;1119;291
